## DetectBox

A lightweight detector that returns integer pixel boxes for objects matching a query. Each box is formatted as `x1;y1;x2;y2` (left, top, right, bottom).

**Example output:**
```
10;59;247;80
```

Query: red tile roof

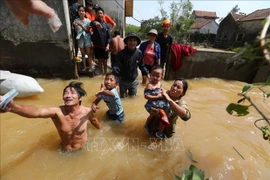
239;8;270;21
191;20;213;29
193;10;218;18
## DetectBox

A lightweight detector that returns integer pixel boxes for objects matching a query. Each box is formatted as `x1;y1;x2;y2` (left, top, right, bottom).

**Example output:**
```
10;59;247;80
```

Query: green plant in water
174;165;207;180
226;77;270;141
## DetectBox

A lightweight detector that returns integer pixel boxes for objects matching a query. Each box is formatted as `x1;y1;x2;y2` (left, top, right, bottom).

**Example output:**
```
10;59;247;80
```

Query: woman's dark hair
77;5;86;17
63;81;87;105
175;78;188;96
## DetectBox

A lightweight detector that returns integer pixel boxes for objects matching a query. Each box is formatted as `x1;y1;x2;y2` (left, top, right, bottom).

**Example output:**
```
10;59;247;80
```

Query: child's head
104;73;119;90
149;65;163;84
169;78;188;99
77;5;86;17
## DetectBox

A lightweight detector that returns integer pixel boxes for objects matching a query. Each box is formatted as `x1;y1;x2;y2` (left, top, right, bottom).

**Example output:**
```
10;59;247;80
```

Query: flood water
1;76;270;179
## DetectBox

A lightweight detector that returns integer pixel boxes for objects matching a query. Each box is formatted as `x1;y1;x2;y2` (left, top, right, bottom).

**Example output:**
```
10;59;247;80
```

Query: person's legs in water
128;80;138;98
119;80;128;98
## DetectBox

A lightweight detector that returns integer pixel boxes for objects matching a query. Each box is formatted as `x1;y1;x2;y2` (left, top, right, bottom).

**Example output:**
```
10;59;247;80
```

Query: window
236;33;245;42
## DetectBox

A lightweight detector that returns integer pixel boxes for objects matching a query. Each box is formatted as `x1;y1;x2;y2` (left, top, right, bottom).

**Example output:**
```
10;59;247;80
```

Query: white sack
0;70;44;98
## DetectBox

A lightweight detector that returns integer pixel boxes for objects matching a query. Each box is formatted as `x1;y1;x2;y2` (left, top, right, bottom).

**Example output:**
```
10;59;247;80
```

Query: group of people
69;0;120;76
0;75;190;151
2;0;191;152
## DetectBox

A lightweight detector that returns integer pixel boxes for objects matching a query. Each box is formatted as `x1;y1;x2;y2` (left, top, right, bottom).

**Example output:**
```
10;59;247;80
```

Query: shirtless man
110;31;125;68
0;81;101;151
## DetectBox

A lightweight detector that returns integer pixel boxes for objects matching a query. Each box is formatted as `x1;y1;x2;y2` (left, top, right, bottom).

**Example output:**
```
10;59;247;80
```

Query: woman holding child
146;78;191;138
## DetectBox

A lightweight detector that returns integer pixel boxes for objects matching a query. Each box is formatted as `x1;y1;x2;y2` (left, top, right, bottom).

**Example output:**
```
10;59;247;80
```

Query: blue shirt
98;88;123;115
73;18;91;40
139;41;161;66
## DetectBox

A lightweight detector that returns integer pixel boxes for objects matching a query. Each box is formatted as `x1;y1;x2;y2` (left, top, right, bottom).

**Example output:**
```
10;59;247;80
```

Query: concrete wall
165;47;270;83
0;0;75;79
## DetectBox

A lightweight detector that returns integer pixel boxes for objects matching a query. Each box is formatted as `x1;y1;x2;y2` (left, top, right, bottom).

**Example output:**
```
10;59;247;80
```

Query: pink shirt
143;44;155;66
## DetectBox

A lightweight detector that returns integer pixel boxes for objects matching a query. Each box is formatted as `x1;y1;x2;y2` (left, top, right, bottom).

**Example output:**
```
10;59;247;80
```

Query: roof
239;8;270;21
191;20;213;29
231;13;246;21
193;10;218;19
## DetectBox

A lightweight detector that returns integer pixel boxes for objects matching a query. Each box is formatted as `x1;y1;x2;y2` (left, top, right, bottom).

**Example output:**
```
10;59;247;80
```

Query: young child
144;66;171;139
73;5;93;72
92;73;124;123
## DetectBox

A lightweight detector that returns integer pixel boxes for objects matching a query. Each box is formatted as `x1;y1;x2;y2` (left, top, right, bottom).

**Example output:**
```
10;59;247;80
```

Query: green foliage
175;165;206;180
226;78;270;141
226;103;250;116
226;40;266;71
169;0;195;43
137;0;194;43
140;16;163;40
261;126;270;140
125;24;140;35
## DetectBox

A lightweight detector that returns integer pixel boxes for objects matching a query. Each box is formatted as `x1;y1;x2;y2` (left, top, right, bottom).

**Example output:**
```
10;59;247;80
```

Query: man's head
124;32;141;50
114;30;121;37
162;19;172;33
95;7;104;20
86;0;93;12
63;81;87;106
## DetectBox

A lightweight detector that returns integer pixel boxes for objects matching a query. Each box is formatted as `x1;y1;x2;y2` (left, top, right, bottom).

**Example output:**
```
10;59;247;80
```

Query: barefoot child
92;73;124;123
144;66;171;139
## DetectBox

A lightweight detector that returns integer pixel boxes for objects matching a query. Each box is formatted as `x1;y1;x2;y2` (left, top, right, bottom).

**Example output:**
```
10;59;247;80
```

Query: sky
126;0;270;26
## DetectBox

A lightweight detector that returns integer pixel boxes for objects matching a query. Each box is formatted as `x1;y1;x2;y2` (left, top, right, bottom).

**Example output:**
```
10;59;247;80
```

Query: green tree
139;16;162;40
125;24;140;35
169;0;194;43
139;0;194;43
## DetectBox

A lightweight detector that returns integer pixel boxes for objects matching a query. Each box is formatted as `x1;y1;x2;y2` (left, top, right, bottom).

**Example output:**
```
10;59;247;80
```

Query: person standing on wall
91;7;111;76
156;19;173;70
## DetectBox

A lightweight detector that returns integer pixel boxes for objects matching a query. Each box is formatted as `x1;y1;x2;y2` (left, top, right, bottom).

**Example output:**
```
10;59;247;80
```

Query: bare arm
162;91;189;119
7;100;57;118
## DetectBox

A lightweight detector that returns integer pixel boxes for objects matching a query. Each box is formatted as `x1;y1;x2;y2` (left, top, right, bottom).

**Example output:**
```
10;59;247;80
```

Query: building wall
215;14;237;49
199;21;218;34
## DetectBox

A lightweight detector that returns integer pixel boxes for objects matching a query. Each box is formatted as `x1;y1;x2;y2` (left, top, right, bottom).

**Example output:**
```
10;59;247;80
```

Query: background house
215;8;270;49
189;10;219;43
215;13;245;49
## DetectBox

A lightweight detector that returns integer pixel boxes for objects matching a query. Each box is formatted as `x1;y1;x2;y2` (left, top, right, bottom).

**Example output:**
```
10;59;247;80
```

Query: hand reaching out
4;0;62;32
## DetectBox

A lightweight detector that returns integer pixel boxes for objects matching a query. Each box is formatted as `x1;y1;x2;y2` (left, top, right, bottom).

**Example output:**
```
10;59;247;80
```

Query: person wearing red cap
156;19;173;70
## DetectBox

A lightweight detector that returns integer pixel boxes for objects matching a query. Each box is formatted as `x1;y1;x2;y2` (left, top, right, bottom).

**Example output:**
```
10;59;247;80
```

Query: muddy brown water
1;76;269;179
